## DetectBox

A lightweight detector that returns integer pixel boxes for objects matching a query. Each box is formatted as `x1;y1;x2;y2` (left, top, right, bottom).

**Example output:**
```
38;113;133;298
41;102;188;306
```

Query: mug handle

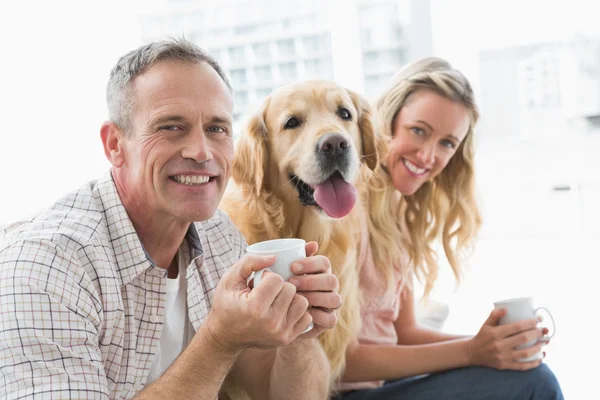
535;306;556;340
253;268;269;287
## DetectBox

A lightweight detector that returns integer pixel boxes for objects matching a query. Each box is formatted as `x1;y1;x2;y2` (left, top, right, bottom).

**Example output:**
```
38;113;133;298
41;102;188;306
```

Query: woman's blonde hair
367;57;482;296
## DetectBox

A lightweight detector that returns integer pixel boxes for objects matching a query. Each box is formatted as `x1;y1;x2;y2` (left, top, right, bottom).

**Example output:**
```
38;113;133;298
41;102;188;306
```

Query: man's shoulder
1;179;109;256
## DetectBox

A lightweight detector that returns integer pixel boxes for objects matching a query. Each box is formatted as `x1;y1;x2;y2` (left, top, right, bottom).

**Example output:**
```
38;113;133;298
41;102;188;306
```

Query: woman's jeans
332;364;564;400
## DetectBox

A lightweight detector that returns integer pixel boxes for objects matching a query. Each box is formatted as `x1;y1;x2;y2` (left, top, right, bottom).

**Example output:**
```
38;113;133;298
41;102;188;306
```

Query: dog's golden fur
220;80;378;395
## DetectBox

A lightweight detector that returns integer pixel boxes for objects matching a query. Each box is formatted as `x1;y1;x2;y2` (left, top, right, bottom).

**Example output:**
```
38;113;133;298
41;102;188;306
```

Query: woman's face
386;89;471;195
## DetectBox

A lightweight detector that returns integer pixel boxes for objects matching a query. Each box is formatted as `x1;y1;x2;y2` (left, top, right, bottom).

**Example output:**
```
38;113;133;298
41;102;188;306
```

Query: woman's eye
411;127;424;135
337;107;352;120
441;140;456;149
284;117;301;129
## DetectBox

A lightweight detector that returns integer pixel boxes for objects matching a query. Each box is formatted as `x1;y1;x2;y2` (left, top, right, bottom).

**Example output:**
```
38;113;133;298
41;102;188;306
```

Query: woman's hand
467;308;548;371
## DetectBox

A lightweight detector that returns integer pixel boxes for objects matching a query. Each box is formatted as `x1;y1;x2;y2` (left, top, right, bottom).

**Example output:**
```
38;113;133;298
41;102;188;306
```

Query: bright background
1;1;598;398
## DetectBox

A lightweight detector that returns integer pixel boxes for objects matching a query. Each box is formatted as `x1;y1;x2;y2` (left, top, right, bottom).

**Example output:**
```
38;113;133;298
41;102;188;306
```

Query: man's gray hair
106;38;232;133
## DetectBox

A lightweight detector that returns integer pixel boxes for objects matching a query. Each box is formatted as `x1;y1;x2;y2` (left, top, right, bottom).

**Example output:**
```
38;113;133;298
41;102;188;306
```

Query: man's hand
287;241;341;338
205;253;313;352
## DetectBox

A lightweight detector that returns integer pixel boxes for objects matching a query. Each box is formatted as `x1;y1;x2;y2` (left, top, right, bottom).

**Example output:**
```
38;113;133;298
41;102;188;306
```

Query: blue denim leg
332;364;563;400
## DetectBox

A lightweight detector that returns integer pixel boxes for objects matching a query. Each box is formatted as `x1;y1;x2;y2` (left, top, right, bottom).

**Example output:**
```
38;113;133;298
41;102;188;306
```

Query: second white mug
493;296;555;362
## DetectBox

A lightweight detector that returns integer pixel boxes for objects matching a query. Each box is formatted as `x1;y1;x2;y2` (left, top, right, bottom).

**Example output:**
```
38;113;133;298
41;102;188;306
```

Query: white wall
0;0;144;225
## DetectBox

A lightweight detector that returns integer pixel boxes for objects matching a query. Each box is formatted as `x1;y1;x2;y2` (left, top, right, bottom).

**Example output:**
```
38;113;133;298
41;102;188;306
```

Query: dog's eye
284;117;301;129
337;107;352;121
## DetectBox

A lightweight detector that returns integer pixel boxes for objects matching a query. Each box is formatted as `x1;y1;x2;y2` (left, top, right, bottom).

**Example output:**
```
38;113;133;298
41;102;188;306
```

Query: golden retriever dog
220;79;378;395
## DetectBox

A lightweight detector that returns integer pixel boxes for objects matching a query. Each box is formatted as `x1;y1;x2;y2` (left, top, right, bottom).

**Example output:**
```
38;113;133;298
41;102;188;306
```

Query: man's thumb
238;254;276;281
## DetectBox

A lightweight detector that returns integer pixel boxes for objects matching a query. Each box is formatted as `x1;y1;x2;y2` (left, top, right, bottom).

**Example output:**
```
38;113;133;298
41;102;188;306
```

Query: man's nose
181;129;213;162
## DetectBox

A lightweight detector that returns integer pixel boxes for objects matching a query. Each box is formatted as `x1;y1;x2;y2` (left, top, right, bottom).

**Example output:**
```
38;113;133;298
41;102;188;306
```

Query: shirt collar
96;171;205;285
141;223;204;272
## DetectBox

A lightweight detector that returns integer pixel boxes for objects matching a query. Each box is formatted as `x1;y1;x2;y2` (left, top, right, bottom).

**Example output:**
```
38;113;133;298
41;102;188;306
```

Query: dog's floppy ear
232;99;270;197
348;89;378;171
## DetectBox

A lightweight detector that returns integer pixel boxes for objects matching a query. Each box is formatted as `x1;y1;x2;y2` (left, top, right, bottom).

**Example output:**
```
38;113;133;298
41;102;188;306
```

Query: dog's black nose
317;133;350;157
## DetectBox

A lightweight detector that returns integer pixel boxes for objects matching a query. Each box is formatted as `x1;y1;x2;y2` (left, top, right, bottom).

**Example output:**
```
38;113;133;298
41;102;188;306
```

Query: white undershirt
147;248;196;383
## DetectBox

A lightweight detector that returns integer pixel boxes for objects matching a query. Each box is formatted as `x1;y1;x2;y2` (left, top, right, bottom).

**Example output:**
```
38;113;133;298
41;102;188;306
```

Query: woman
334;58;563;399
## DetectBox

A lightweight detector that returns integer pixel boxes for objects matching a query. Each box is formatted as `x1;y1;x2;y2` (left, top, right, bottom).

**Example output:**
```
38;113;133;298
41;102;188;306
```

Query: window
279;62;297;80
235;24;258;35
253;43;271;60
304;58;333;78
230;69;248;86
303;35;320;53
393;24;403;41
277;39;296;57
235;91;249;107
187;31;203;45
365;74;391;97
302;33;331;55
363;51;380;70
233;112;243;124
228;46;246;64
361;28;373;47
256;87;273;99
255;66;273;82
363;49;405;70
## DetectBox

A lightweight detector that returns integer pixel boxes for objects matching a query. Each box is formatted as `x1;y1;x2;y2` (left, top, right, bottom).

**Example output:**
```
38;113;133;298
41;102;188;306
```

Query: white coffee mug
493;297;555;362
246;238;313;333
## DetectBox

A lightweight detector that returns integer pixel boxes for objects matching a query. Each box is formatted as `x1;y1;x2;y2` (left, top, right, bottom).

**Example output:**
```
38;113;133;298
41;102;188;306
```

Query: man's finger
293;311;313;337
238;254;276;280
247;272;285;306
291;255;331;276
287;294;310;329
309;307;338;330
305;241;318;257
289;273;338;292
270;282;297;315
297;291;342;309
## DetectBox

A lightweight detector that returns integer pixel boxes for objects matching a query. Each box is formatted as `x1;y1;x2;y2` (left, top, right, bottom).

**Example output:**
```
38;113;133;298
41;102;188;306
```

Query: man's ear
100;121;126;168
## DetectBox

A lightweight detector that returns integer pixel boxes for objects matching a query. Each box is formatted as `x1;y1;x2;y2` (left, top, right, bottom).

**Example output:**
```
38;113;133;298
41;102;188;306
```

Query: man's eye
207;126;226;134
160;125;182;132
284;117;301;129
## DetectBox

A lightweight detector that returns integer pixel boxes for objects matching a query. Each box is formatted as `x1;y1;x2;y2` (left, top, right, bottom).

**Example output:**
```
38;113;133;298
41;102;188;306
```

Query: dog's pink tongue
313;174;357;218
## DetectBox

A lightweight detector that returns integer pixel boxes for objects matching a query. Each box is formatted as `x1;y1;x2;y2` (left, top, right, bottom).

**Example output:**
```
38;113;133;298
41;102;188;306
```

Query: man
0;39;341;399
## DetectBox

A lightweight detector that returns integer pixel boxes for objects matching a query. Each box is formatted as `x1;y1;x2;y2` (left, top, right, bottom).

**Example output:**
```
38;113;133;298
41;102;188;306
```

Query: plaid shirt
0;173;246;399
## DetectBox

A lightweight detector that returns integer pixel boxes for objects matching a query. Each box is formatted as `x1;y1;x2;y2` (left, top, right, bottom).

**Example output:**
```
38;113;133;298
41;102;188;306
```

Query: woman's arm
343;336;471;382
342;280;471;382
343;283;547;383
394;279;468;345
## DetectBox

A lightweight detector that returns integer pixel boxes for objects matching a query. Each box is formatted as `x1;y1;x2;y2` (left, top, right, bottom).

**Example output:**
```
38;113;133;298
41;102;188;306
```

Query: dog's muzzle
289;132;358;219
